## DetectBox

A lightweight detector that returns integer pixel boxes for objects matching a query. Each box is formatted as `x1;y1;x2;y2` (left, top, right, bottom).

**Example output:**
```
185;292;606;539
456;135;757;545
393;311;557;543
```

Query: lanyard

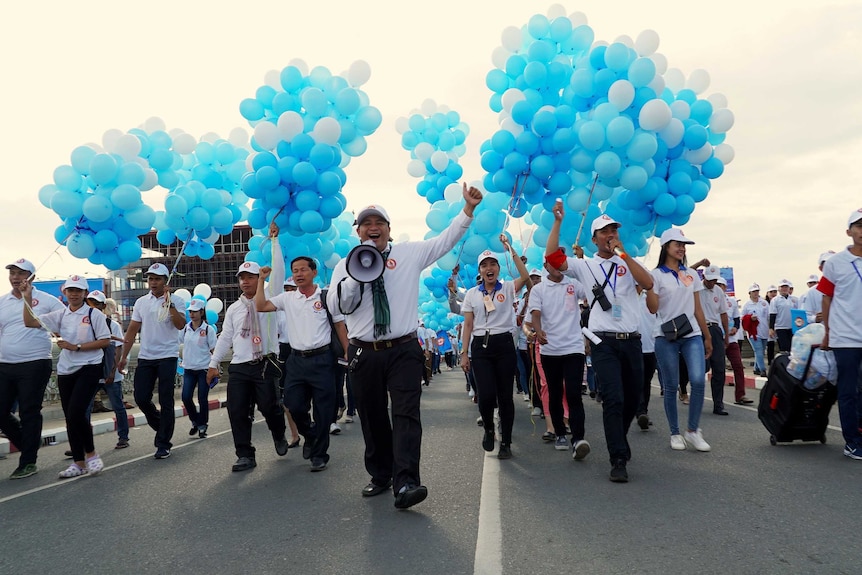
852;261;862;284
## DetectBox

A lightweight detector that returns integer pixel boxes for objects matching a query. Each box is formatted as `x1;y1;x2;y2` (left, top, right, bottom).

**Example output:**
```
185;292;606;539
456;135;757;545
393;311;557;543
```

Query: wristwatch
76;344;81;351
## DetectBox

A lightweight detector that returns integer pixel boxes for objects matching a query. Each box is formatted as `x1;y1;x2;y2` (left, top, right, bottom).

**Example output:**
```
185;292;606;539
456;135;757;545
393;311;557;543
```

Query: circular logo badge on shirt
681;274;693;287
616;265;627;276
31;299;39;307
82;316;91;324
313;301;323;311
496;293;505;302
566;285;575;294
386;259;397;270
199;330;207;337
252;336;262;345
713;296;719;303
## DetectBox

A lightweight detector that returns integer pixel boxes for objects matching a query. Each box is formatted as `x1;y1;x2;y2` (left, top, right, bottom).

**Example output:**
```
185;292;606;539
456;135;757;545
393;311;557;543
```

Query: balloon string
572;174;599;252
31;216;86;281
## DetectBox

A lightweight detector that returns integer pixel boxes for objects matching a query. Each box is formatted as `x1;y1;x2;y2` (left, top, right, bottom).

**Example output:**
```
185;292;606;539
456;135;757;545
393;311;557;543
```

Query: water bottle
209;376;219;390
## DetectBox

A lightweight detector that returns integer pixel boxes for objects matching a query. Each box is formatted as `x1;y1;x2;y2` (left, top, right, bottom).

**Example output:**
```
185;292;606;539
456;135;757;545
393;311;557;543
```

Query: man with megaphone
328;182;483;510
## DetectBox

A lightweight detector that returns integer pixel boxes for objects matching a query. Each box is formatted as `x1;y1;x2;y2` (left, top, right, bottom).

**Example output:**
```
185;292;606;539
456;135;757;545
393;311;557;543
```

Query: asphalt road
0;369;858;575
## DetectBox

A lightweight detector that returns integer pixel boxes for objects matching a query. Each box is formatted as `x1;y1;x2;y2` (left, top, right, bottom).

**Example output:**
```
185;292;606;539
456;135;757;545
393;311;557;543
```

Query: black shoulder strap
320;289;335;329
589;262;617;311
335;277;365;316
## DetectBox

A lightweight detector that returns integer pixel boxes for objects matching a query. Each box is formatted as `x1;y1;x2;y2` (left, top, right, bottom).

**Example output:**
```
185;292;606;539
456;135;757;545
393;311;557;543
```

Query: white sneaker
86;455;104;476
523;394;530;402
531;407;542;417
468;388;475;398
683;429;711;452
343;414;354;423
329;423;342;435
670;435;686;450
572;439;591;461
58;463;87;479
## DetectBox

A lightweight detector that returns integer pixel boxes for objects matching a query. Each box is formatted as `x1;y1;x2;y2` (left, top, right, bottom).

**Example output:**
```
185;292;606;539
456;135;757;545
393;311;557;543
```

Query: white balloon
205;298;223;314
229;127;249;148
394;116;409;135
635;29;660;56
614;34;634;48
113;133;142;160
347;60;371;87
289;58;309;76
501;88;526;114
245;152;256;172
664;68;686;93
277;111;304;141
687;69;711;94
707;93;728;109
193;283;212;299
670;100;691;120
500;118;524;136
547;3;566;19
650;53;668;75
200;132;220;143
709;109;735;134
263;69;281;89
312;117;341;145
608;80;635;111
684;143;713;165
407;159;426;178
501;26;522;52
420;98;437;116
141;168;158;191
444;183;463;203
639;99;672;131
253;122;279;150
658;118;684;148
172;133;197;155
430;151;449;172
173;289;192;303
714;143;735;165
491;46;509;70
143;117;166;133
414;142;434;161
568;11;588;26
647;75;666;95
102;128;124;152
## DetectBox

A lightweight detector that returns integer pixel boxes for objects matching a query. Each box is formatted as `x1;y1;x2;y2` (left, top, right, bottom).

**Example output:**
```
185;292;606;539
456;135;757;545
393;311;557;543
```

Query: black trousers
0;359;52;467
637;352;657;416
133;357;178;450
707;325;726;410
776;329;792;354
471;334;516;444
591;338;643;463
58;364;102;461
540;353;586;440
226;359;286;459
284;352;335;463
348;341;424;495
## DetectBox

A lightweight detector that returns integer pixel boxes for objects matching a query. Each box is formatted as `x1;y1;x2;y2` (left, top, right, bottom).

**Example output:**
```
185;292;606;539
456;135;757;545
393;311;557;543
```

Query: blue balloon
701;157;725;179
653;193;677;216
239;99;265;121
299;210;325;233
490;131;516;155
578;121;605;151
683;125;708;150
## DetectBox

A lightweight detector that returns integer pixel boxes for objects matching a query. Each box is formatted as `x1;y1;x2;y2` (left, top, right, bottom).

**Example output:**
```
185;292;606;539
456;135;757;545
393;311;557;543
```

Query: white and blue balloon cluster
240;59;382;252
481;7;735;257
396;99;469;204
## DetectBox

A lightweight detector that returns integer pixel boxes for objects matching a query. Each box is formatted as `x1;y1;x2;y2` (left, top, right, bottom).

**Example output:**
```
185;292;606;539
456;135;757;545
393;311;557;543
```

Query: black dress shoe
231;457;257;472
287;438;300;449
310;458;327;472
713;408;729;416
497;443;512;460
274;436;289;456
302;436;317;460
362;480;392;497
189;426;197;436
482;429;495;452
394;484;428;509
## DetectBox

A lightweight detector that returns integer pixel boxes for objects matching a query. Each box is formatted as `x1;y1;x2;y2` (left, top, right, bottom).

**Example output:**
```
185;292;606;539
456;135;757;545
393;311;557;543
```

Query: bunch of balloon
239;59;382;246
172;283;223;330
395;99;470;204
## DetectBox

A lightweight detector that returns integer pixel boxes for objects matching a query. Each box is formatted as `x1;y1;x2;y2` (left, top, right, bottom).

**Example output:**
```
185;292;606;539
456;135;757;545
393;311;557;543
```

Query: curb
724;374;768;391
1;397;226;456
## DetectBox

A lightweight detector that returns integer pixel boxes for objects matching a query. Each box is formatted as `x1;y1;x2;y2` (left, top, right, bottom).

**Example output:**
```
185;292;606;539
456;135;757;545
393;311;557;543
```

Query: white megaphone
345;240;385;283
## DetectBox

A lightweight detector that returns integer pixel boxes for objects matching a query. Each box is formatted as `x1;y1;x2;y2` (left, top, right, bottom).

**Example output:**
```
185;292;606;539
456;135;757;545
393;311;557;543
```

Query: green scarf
372;251;391;338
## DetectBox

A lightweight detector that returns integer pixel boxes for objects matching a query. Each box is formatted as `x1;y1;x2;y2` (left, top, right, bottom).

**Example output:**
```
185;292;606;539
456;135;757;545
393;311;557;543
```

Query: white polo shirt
650;266;704;339
270;286;342;352
818;247;862;347
563;255;640;333
181;322;217;370
725;295;741;344
699;285;728;325
328;211;472;342
210;296;280;367
462;281;517;336
802;288;824;323
38;306;111;375
131;292;186;359
769;294;793;329
0;288;66;363
108;320;124;383
638;293;657;353
527;277;587;356
742;298;770;339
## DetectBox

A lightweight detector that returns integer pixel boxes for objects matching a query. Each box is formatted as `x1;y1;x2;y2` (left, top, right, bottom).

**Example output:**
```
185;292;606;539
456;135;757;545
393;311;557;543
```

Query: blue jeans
515;350;529;394
182;369;209;429
654;336;706;436
87;380;129;441
748;337;766;373
832;348;862;449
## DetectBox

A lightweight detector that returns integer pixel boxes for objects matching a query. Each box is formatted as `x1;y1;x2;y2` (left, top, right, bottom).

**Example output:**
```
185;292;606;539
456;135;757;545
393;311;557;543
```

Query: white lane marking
473;452;502;575
0;427;234;505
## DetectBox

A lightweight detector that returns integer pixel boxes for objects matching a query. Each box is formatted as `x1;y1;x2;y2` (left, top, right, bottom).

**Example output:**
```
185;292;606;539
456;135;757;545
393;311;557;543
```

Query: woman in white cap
181;298;217;439
645;229;713;452
21;276;111;478
460;235;530;459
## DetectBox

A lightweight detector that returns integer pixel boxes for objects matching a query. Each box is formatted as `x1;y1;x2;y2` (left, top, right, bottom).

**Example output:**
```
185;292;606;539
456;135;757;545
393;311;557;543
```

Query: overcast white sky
2;0;860;295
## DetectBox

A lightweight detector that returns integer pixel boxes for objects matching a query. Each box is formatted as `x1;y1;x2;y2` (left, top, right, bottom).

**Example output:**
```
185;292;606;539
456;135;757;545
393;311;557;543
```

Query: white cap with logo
236;261;261;276
146;263;170;277
703;265;721;281
62;275;88;291
807;274;819;284
659;228;695;246
86;290;106;303
5;258;35;275
748;283;760;293
848;208;862;228
590;214;620;236
477;250;500;266
354;205;390;226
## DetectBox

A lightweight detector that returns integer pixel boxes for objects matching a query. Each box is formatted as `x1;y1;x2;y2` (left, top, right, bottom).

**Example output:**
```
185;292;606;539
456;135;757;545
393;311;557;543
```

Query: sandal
680;393;690;405
58;463;87;479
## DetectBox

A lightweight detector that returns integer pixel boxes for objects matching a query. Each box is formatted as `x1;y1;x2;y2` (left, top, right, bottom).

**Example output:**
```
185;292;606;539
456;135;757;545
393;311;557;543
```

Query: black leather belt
246;353;277;365
706;322;719;328
593;331;641;340
292;344;330;358
350;332;417;352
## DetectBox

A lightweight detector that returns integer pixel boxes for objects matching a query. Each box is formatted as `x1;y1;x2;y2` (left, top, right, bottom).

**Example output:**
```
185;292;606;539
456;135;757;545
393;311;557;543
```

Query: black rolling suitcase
758;351;837;445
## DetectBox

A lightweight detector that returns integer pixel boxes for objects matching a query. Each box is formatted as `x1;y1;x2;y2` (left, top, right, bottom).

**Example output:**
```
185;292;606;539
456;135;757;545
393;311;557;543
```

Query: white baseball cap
187;299;206;312
284;276;297;287
848;208;862;228
818;251;835;265
354;205;390;226
659;228;695;246
86;290;106;303
807;274;819;284
62;275;88;291
703;265;721;281
590;214;621;235
778;279;791;287
716;276;727;286
236;261;261;276
748;283;760;293
477;250;500;267
146;263;170;277
528;268;543;277
5;258;35;275
767;284;778;292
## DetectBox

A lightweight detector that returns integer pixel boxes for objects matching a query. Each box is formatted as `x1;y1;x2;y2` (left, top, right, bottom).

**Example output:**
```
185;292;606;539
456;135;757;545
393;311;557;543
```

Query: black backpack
88;308;116;381
319;289;345;358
